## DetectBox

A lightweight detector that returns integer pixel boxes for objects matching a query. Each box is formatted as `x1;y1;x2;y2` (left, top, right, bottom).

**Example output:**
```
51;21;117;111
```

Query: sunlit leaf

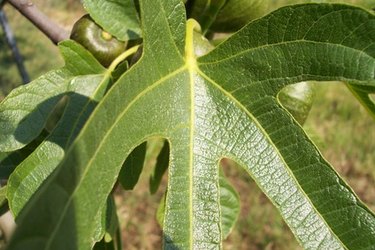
0;40;105;152
7;74;105;217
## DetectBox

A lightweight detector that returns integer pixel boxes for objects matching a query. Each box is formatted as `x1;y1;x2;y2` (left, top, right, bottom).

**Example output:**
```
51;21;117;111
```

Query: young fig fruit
70;14;126;67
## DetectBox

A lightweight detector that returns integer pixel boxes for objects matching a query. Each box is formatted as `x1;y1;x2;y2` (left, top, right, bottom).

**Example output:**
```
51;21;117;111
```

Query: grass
0;0;84;100
0;0;374;249
306;83;375;211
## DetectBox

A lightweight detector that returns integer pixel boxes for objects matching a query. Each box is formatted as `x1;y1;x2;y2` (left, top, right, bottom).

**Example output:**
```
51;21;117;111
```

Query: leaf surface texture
6;2;375;250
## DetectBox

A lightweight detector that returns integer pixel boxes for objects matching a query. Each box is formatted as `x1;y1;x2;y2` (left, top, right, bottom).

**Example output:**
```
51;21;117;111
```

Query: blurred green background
0;0;374;249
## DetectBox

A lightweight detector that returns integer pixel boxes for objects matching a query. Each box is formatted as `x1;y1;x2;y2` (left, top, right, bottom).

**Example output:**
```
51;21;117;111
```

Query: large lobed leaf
6;1;375;250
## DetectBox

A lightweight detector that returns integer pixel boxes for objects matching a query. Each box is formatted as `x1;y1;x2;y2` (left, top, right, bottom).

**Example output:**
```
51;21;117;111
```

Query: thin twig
6;0;69;44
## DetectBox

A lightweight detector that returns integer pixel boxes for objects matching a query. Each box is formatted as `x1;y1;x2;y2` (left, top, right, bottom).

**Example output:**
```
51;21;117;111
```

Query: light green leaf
92;199;107;243
82;0;141;41
0;40;105;152
7;74;105;217
6;2;375;250
156;193;166;228
149;140;170;194
218;168;240;239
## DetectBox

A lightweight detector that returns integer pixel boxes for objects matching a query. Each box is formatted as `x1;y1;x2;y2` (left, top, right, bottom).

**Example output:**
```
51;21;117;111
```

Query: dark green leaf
0;129;49;180
0;186;6;208
118;141;147;190
82;0;141;41
199;4;375;248
93;195;120;250
0;185;8;216
149;140;170;194
188;0;226;33
346;84;375;119
285;0;375;10
111;60;129;83
211;0;269;32
93;238;115;250
103;195;119;243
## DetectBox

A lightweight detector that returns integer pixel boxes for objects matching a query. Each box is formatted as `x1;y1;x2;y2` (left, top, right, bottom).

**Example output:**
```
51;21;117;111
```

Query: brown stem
6;0;69;44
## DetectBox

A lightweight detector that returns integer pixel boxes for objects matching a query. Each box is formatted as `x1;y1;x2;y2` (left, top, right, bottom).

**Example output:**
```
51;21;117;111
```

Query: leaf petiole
92;45;140;100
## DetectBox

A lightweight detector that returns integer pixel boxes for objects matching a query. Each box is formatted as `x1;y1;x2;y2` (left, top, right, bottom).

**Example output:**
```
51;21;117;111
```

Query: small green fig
70;14;127;67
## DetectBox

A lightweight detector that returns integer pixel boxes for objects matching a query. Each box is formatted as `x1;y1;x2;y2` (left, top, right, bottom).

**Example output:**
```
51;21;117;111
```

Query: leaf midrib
185;19;197;249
